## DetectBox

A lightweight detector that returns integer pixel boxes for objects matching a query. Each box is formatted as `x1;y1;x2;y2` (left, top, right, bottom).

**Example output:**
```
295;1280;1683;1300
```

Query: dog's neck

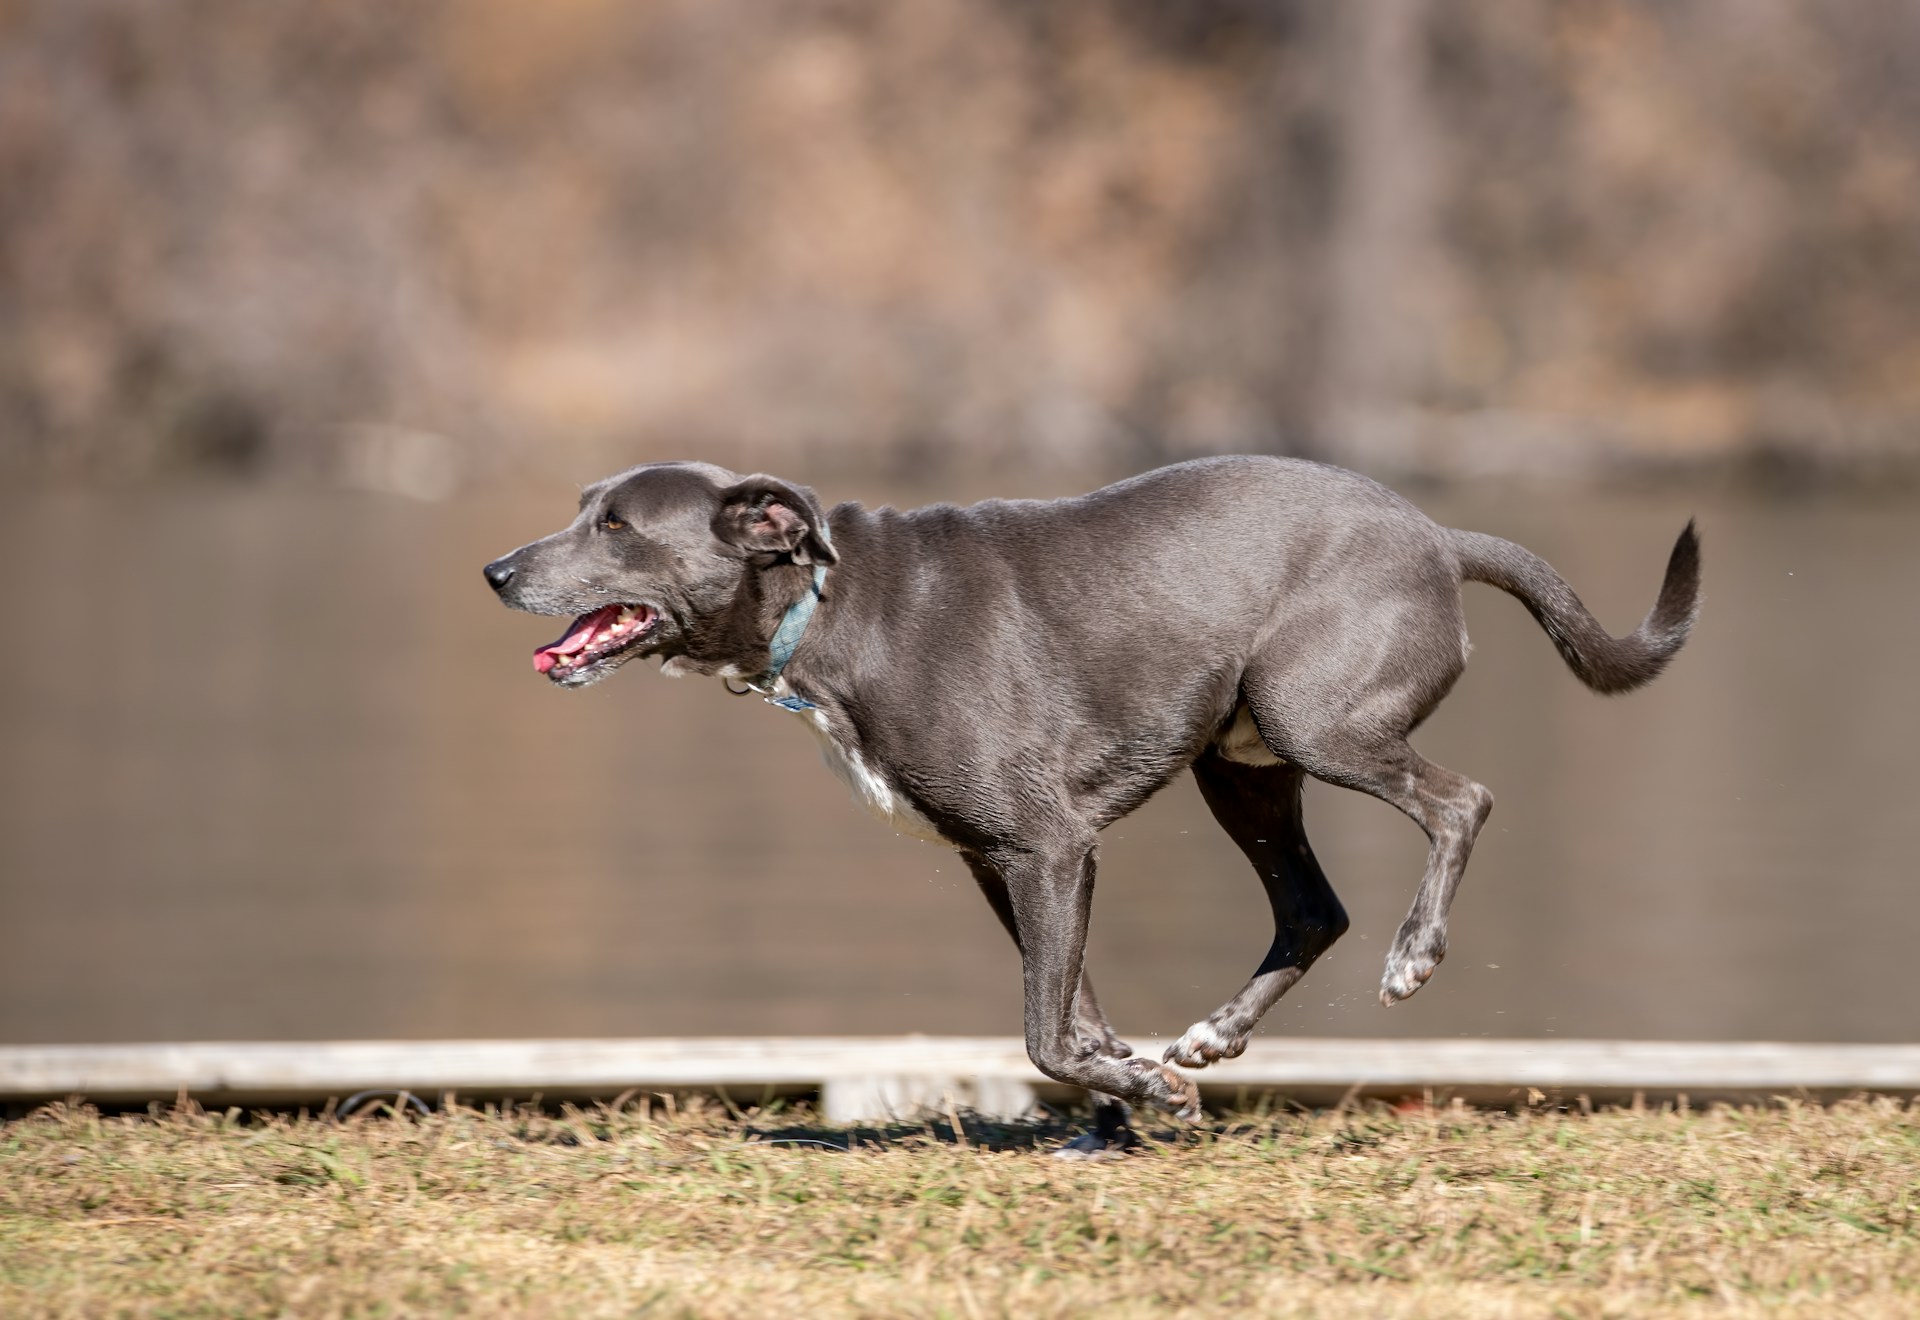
737;559;829;709
733;519;834;708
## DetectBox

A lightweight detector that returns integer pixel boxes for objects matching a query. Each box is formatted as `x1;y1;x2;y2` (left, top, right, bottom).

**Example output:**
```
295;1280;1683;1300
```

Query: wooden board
4;1038;1916;1119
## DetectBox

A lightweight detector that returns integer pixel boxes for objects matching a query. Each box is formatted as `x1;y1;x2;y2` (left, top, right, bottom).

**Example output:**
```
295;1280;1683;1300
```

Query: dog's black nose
483;559;515;592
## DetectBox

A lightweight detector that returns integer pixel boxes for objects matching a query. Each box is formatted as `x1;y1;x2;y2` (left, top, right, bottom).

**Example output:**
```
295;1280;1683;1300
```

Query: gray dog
484;456;1699;1152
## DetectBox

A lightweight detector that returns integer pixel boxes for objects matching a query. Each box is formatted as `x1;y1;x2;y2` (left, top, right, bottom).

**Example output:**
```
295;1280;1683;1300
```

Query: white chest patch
764;681;951;846
1213;703;1286;767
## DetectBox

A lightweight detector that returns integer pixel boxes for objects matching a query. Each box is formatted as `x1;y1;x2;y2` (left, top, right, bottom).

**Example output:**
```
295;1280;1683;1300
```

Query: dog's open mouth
533;603;659;680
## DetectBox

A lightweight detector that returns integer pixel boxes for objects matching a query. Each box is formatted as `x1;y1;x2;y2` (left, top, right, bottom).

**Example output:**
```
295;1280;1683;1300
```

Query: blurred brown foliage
2;0;1918;488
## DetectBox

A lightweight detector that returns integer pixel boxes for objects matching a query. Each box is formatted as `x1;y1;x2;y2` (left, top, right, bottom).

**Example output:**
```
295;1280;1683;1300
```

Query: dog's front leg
965;849;1136;1156
962;852;1131;1061
997;838;1202;1138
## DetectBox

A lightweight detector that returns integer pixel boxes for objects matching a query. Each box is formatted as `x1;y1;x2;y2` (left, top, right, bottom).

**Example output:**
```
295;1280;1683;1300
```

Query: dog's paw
1162;1020;1248;1069
1123;1057;1202;1121
1379;936;1445;1005
1052;1126;1140;1161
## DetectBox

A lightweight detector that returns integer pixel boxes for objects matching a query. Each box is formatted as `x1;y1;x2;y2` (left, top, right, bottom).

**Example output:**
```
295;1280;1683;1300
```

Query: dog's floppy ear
711;475;839;566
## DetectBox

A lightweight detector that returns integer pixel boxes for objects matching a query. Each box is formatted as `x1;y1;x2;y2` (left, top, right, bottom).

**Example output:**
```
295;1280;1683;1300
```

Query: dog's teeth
618;607;636;623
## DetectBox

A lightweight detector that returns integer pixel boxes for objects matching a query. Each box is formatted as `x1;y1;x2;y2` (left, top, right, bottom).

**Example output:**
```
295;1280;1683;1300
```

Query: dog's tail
1449;521;1701;695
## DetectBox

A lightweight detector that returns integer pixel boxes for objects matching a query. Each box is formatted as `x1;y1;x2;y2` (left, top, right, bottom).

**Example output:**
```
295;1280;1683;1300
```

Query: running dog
483;457;1699;1151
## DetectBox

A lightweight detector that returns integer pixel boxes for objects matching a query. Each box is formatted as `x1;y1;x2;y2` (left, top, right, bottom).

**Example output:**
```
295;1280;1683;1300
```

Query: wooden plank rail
3;1039;1917;1121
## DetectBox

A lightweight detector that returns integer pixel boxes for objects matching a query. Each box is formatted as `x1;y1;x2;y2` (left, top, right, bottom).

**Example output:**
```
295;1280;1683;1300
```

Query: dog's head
483;461;837;689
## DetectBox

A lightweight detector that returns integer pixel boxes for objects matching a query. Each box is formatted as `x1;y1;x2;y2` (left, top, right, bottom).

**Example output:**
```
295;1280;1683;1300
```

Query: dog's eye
601;516;626;532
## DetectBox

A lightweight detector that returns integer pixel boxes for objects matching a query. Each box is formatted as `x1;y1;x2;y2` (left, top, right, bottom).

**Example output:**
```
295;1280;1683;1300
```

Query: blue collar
747;527;831;711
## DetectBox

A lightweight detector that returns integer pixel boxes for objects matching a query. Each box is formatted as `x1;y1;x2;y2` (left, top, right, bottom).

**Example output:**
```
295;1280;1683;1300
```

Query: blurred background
1;0;1916;1048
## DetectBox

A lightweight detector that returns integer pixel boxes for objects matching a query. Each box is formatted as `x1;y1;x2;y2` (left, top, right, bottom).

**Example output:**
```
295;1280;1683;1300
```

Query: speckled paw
1379;946;1443;1005
1162;1020;1249;1069
1125;1057;1202;1121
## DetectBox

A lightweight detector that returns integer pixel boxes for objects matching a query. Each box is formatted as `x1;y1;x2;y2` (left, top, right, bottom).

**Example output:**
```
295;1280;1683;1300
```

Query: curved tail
1450;521;1701;695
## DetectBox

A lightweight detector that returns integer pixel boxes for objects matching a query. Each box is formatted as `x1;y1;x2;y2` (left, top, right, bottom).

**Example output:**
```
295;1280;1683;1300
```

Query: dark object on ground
484;456;1700;1153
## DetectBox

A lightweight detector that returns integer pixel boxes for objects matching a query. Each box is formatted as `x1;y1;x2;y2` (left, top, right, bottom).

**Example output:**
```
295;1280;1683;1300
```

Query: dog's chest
770;683;949;845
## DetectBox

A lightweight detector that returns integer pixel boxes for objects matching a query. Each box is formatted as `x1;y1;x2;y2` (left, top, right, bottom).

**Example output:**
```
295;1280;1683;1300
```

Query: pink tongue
533;605;622;673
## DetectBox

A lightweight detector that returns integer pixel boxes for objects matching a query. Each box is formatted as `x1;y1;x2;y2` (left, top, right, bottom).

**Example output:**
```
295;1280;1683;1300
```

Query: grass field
2;1095;1915;1318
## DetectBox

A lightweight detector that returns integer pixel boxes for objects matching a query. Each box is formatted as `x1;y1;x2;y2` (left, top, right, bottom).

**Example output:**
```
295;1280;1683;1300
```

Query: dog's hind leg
1163;754;1349;1068
965;851;1138;1155
1287;733;1493;1006
1235;587;1492;1005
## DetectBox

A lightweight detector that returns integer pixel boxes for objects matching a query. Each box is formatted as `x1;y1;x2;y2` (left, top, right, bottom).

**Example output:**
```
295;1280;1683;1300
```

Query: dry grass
1;1095;1915;1318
